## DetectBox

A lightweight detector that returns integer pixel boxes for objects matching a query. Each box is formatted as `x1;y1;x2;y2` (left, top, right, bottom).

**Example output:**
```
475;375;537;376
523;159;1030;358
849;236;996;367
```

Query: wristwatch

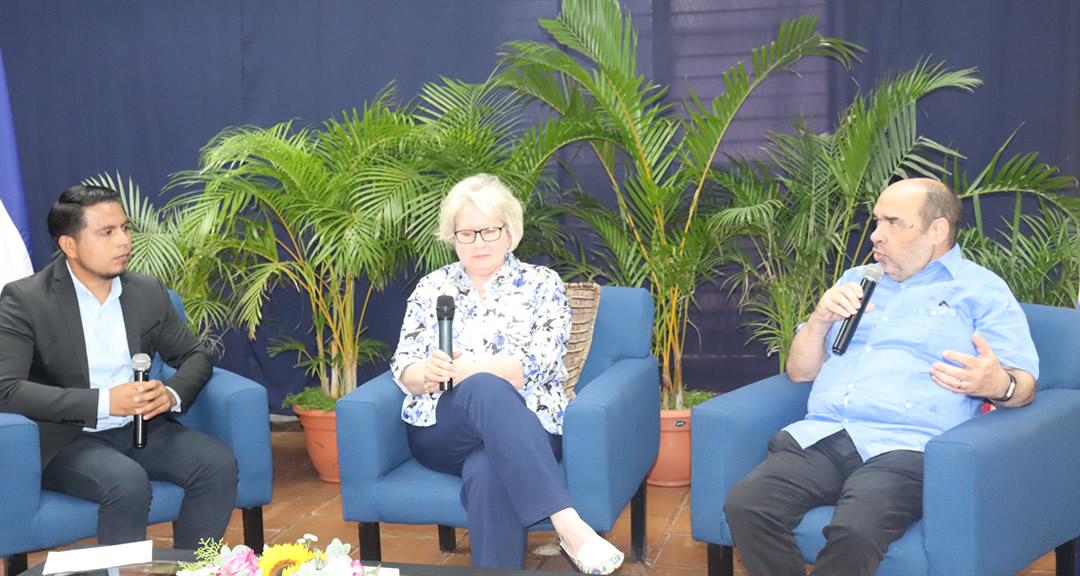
992;371;1017;403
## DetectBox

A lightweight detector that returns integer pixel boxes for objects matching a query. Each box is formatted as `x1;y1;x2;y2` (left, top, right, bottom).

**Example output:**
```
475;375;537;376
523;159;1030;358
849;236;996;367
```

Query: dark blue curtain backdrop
1;1;1077;410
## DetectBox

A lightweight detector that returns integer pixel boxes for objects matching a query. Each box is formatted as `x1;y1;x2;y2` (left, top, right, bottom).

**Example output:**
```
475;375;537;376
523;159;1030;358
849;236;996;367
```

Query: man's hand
808;282;877;329
788;281;877;382
931;331;1011;398
109;379;176;420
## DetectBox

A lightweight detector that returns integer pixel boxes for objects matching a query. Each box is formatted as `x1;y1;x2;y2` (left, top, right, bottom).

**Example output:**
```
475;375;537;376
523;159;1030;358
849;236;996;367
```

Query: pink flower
350;560;366;576
221;546;260;576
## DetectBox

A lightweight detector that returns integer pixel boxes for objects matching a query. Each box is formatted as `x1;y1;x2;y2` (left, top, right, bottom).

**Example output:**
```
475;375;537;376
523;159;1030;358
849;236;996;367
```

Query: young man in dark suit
0;185;238;548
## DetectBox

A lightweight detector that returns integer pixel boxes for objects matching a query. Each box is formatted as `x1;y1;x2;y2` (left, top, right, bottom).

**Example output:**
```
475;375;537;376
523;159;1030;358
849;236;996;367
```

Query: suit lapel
51;260;90;388
119;275;141;358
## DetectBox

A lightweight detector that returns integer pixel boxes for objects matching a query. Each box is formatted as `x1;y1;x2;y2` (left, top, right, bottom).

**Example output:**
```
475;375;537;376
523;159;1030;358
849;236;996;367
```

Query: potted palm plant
713;60;1078;368
496;0;860;485
164;94;419;482
163;75;581;481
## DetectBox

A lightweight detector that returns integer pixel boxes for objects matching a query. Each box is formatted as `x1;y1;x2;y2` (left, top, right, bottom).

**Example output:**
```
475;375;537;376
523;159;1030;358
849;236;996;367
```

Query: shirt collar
66;260;123;305
452;252;519;292
931;243;963;279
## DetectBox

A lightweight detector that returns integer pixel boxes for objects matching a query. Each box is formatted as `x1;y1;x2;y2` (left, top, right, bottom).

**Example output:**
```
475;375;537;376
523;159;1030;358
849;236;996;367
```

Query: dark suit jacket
0;258;212;465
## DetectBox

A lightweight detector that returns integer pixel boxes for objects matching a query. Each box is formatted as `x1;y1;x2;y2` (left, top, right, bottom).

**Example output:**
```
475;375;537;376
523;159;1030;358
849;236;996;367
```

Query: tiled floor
4;420;1059;576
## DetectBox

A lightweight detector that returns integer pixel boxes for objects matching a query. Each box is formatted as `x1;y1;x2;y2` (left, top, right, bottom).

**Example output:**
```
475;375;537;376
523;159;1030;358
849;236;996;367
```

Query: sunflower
258;543;316;576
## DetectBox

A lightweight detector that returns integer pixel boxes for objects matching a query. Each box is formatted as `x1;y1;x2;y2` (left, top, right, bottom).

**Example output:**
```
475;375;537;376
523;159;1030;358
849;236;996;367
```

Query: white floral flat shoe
559;534;625;575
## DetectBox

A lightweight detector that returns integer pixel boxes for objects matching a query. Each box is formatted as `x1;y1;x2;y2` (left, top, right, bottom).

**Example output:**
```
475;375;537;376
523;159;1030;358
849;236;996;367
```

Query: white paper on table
42;540;153;575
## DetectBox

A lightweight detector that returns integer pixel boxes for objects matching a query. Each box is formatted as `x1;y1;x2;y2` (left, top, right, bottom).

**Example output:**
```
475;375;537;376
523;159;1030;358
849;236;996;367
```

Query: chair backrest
576;286;653;390
150;290;188;381
168;290;187;321
1021;302;1080;391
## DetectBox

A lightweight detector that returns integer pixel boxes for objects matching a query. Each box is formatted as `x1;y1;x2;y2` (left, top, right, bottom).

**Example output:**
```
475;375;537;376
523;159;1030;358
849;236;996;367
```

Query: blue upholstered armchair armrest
563;356;660;530
337;370;410;521
923;389;1080;576
173;367;274;508
690;374;810;545
0;412;39;556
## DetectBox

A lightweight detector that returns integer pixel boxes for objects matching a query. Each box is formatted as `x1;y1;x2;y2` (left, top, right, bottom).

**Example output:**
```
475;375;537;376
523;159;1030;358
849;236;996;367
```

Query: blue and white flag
0;46;33;292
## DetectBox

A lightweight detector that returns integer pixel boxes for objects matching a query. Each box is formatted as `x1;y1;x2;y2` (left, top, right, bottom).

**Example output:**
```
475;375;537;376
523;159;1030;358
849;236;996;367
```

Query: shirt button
843;418;850;424
865;345;872;351
848;383;854;389
882;316;888;322
930;310;937;316
906;402;913;408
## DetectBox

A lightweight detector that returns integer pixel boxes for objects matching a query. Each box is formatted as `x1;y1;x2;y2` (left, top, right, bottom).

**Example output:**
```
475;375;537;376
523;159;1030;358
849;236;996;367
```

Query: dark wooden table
19;548;577;576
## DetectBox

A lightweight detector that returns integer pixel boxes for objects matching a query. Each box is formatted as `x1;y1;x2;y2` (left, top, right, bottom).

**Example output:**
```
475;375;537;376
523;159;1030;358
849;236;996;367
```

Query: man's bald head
911;178;962;247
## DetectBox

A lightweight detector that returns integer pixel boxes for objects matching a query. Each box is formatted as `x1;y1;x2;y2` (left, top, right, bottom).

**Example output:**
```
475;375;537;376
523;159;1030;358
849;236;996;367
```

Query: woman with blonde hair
390;174;624;573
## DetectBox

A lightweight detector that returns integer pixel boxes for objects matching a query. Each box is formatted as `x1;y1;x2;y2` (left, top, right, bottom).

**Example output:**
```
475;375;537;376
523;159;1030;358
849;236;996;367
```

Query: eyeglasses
454;226;504;244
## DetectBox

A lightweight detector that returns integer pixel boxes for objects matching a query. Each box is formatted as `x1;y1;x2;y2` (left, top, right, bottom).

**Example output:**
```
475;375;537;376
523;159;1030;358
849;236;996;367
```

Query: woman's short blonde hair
439;174;523;251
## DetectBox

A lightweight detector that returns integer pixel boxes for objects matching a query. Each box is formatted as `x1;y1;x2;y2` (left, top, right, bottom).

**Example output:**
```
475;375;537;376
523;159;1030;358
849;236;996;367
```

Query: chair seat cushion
29;481;184;552
792;506;928;575
373;457;571;531
377;459;467;527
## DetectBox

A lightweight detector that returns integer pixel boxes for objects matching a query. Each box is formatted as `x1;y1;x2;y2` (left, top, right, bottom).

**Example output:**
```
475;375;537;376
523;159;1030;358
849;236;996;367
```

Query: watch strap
992;371;1017;403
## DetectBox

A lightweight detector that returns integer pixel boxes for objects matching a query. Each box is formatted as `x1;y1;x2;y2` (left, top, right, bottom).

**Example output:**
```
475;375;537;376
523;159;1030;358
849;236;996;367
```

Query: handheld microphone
436;295;455;391
131;353;152;449
831;264;884;355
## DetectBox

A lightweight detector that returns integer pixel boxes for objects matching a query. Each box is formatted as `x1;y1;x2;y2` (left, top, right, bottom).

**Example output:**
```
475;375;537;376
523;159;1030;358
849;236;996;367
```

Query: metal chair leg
5;553;30;576
1054;537;1077;576
357;522;381;562
438;525;456;552
708;543;735;576
242;506;264;552
630;480;647;563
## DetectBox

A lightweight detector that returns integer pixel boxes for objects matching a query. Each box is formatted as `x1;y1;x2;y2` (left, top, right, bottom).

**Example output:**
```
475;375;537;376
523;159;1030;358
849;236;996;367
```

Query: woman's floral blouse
390;253;572;434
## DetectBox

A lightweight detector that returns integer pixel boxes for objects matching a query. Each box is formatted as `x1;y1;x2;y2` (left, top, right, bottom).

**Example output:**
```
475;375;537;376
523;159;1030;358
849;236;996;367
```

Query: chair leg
708;544;735;576
5;553;29;576
357;522;382;562
1054;537;1077;576
438;525;456;552
630;480;647;563
242;506;265;552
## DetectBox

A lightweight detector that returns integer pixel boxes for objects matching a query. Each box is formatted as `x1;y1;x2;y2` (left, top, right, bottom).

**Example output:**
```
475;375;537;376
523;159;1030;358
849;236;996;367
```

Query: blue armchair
0;291;273;574
691;302;1080;576
337;286;659;563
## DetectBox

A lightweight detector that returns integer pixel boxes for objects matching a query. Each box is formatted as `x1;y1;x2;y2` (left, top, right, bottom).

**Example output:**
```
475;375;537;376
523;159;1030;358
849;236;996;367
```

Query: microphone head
131;353;152;372
436;295;455;321
864;263;884;283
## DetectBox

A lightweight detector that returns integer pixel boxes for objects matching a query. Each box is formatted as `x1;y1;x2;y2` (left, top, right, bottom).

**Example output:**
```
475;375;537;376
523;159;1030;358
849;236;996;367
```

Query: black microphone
131;353;152;449
436;295;455;391
831;264;884;355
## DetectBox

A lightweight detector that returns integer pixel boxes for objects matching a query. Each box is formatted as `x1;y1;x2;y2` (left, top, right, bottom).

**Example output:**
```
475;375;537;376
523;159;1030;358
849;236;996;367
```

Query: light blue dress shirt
784;245;1039;461
67;263;180;432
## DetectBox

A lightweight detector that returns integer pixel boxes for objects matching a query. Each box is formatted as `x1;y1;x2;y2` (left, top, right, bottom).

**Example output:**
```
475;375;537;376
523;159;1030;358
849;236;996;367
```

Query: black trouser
725;430;924;576
41;416;239;549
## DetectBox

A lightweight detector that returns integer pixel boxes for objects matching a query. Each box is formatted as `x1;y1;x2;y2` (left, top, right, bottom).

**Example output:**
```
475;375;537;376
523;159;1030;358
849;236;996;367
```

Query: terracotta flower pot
646;408;691;487
293;406;340;483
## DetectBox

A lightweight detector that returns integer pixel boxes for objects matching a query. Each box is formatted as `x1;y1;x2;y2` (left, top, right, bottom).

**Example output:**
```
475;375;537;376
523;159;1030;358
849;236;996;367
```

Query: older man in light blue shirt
725;179;1038;576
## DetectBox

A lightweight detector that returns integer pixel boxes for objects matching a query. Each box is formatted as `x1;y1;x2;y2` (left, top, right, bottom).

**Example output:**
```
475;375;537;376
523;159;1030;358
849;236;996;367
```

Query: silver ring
958;379;964;390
